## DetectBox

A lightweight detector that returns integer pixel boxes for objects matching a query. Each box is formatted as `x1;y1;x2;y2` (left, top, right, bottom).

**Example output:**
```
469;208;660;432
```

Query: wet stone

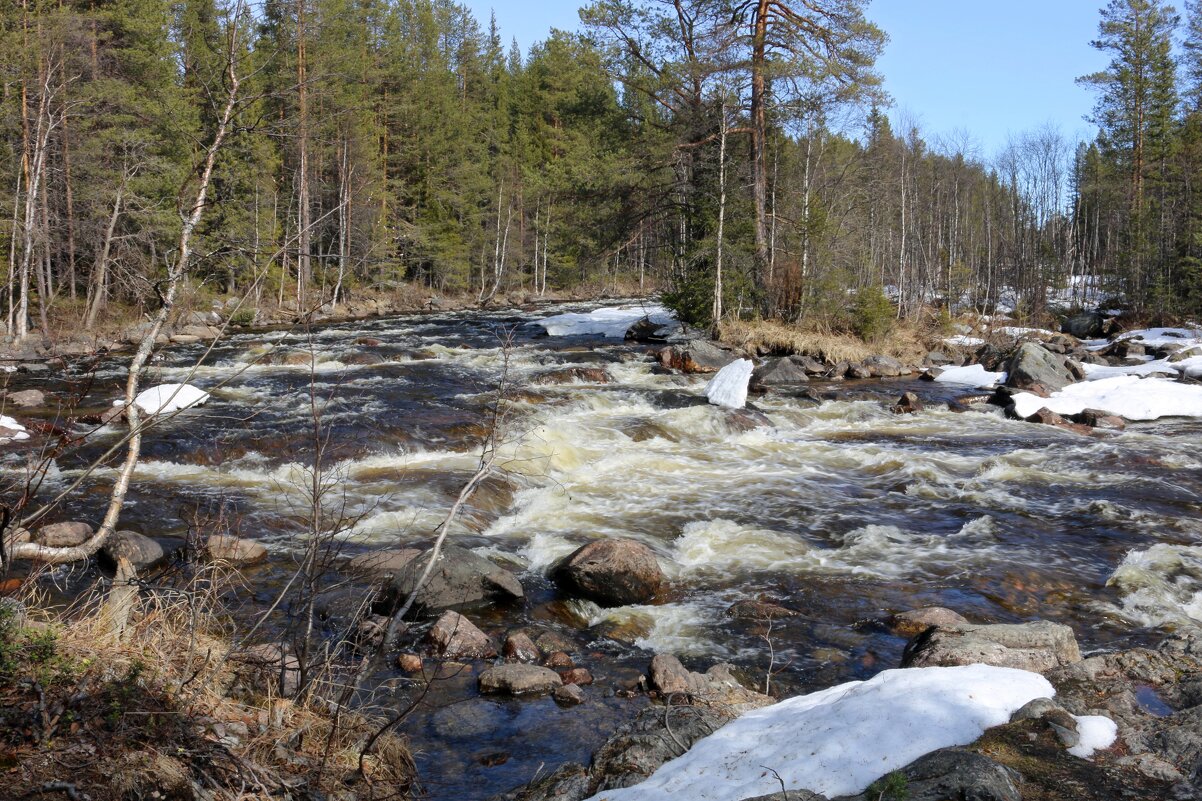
478;664;562;696
428;610;497;659
553;683;585;707
503;631;540;662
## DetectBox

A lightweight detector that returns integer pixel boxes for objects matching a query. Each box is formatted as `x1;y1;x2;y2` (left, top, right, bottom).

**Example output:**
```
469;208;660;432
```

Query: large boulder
1004;342;1074;393
1063;312;1105;339
659;340;737;374
551;538;664;607
750;357;810;388
427;610;497;659
101;530;166;570
377;544;524;615
902;620;1082;673
478;664;562;695
862;355;907;377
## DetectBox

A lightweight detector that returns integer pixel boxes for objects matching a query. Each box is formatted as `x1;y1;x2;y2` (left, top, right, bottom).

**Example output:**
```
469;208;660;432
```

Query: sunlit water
8;302;1202;799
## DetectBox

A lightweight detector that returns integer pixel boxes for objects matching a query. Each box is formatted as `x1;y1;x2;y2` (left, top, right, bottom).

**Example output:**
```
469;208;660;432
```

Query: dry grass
0;567;413;801
719;318;930;365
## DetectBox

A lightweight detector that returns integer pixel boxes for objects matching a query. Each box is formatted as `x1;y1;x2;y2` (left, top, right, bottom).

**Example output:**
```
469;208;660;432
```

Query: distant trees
3;0;1202;339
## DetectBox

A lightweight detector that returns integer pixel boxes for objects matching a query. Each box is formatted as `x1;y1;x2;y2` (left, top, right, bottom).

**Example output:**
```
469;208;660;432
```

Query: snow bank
1010;375;1202;421
1069;715;1118;759
934;364;1006;388
705;359;753;409
582;664;1054;801
943;334;985;347
536;304;676;338
1114;326;1202;349
1080;359;1176;380
0;414;30;443
115;383;211;415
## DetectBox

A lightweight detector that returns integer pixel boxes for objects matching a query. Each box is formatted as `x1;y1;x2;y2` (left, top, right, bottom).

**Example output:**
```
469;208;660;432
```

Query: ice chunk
934;364;1006;388
1010;375;1202;421
705;359;753;409
115;383;211;415
1068;715;1117;758
536;304;676;338
582;664;1054;801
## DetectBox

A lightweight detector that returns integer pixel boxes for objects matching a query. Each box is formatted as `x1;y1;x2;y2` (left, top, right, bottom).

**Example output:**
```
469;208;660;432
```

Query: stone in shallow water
902;620;1082;674
478;664;562;696
428;610;496;659
551;538;663;607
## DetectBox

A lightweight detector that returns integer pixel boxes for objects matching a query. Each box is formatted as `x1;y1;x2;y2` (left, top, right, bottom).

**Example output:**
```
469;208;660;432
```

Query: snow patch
1010;375;1202;421
536;304;676;338
0;414;30;443
582;664;1055;801
934;364;1006;388
943;335;985;347
705;359;753;409
116;383;211;415
1068;715;1118;759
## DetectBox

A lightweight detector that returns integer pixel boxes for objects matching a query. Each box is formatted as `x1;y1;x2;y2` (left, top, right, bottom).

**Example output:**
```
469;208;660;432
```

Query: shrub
852;285;895;342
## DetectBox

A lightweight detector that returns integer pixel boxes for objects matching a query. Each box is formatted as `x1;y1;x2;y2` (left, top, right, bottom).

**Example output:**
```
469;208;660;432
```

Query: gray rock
834;748;1022;801
33;521;93;548
1063;312;1106;339
206;535;267;565
890;606;970;637
661;340;737;373
503;631;540;662
379;544;524;614
489;762;590;801
551;538;663;607
347;548;421;577
751;358;810;387
590;705;733;792
101;530;166;570
553;683;585;706
863;355;906;377
428;610;497;659
902;620;1081;673
6;389;44;407
478;664;562;695
1005;342;1074;393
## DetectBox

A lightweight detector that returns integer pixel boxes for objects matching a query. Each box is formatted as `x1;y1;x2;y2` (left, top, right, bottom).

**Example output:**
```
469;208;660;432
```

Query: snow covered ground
536;304;676;338
705;359;753;409
582;664;1059;801
1010;375;1202;421
116;383;211;415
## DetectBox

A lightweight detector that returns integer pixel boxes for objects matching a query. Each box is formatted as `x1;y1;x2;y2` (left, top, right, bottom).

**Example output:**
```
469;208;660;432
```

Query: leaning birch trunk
4;7;244;567
712;100;727;334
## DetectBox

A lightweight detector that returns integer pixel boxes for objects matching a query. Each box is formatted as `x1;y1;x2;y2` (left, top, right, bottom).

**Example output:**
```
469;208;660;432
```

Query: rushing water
9;302;1202;799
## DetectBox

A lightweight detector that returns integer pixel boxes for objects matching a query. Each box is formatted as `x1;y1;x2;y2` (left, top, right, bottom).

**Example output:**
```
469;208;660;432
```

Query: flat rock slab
206;535;268;565
479;664;562;695
902;620;1081;673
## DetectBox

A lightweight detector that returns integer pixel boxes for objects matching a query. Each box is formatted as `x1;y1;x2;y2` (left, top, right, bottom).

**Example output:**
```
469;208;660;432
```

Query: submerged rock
551;538;664;607
902;620;1082;673
347;548;421;577
533;366;611;385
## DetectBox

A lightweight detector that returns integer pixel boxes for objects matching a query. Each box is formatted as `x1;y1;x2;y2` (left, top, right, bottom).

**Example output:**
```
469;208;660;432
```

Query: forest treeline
2;0;1202;340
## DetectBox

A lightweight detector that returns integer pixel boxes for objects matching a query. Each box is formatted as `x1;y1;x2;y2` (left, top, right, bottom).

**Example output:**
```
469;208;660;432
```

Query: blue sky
462;0;1110;158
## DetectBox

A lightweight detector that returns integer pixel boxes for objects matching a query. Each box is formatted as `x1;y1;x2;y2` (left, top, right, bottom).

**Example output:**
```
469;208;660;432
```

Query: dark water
5;302;1202;800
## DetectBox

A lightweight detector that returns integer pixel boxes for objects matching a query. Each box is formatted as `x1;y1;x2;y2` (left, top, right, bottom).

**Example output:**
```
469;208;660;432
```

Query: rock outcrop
551;538;664;607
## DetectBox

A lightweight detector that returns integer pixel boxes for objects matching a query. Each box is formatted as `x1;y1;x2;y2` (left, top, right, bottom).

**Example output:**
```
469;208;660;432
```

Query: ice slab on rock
536;304;676;338
705;359;753;409
934;364;1006;388
114;383;211;415
582;664;1054;801
0;414;29;442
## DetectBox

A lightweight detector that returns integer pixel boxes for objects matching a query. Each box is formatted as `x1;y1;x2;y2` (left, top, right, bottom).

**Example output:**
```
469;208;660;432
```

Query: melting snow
1010;375;1202;421
582;664;1054;801
115;383;211;415
705;359;753;409
934;364;1006;388
943;334;985;347
0;414;29;442
536;304;676;338
1069;715;1118;759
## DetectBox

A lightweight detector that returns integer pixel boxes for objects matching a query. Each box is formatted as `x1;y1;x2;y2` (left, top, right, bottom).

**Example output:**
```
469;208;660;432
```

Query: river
15;301;1202;800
